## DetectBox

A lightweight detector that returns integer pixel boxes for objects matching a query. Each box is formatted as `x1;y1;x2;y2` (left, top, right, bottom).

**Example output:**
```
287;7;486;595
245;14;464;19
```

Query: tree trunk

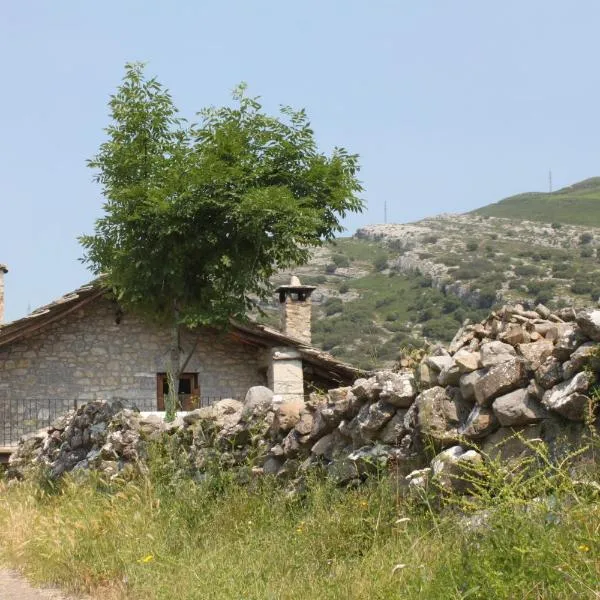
165;306;181;423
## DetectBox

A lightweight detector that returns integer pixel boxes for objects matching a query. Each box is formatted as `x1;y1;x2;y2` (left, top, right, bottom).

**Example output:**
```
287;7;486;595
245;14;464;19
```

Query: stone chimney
0;264;7;324
275;275;316;345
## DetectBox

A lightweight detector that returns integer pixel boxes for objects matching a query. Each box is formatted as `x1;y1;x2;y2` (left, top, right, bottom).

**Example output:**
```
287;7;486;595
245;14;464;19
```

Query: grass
1;441;599;599
472;177;600;226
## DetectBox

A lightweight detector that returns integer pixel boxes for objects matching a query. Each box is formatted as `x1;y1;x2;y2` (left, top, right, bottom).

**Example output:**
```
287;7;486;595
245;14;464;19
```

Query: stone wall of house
0;298;268;444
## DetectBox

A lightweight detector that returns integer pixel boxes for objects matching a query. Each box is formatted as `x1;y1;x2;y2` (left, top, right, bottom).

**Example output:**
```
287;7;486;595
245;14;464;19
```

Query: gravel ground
0;569;84;600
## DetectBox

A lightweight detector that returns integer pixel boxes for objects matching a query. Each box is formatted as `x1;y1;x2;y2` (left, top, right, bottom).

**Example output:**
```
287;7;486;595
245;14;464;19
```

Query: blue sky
1;0;600;321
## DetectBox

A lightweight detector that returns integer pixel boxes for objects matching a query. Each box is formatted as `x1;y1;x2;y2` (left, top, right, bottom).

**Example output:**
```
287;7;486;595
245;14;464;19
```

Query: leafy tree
80;63;363;420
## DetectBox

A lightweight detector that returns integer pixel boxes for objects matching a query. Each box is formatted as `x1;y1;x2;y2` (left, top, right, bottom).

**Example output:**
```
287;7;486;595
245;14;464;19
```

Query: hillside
472;177;600;226
260;210;600;370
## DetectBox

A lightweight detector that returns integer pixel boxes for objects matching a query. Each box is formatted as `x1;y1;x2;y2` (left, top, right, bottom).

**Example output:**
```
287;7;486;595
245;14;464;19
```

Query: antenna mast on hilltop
549;169;553;193
384;200;388;224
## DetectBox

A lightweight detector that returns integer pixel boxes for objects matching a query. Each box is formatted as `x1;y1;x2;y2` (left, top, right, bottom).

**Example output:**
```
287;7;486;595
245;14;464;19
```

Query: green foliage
332;254;350;268
81;63;363;328
373;255;388;271
421;316;460;341
514;264;541;277
324;297;343;316
466;240;478;252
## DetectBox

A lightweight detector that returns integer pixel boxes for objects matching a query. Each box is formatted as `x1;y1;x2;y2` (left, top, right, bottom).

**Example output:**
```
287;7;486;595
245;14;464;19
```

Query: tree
80;63;363;420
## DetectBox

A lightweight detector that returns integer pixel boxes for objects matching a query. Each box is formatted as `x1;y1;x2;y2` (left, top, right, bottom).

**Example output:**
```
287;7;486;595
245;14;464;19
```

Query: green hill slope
472;177;600;226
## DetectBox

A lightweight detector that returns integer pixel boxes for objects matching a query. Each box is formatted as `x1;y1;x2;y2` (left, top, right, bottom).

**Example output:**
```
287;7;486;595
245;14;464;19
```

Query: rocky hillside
259;207;600;369
472;177;600;226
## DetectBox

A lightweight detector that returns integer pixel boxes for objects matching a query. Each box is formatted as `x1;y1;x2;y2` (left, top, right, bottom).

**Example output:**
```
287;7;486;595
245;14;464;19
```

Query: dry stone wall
9;304;600;493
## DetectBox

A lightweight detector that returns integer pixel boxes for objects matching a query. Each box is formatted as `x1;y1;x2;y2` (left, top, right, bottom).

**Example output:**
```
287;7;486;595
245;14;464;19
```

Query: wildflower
359;500;369;508
578;544;590;553
137;554;154;564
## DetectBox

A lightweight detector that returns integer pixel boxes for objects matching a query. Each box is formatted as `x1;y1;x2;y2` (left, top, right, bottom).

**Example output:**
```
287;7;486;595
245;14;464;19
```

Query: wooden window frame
156;373;200;411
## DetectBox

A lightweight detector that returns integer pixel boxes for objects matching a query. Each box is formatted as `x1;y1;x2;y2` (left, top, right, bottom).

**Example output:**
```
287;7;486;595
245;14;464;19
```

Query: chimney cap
275;275;316;296
0;264;7;274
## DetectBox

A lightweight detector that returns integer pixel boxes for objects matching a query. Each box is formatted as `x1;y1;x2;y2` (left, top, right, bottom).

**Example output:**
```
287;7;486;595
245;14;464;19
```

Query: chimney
0;264;7;324
275;275;316;344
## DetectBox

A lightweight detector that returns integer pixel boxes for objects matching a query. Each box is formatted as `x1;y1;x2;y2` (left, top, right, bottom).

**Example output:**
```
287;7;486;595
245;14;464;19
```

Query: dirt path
0;569;83;600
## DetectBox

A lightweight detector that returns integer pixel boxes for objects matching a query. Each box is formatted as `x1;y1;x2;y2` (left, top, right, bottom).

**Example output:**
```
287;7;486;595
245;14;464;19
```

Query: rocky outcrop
9;304;600;496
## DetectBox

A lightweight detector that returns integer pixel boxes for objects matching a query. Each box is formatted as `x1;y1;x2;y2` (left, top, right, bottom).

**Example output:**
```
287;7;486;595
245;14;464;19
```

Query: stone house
0;267;360;447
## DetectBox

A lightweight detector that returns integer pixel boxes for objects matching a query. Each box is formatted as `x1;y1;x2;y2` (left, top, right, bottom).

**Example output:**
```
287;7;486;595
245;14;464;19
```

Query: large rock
351;378;377;402
272;399;305;434
562;342;600;379
481;425;544;462
459;405;499;439
459;370;483;402
542;372;592;421
431;446;483;494
454;349;482;373
378;409;409;445
473;359;528;406
553;324;587;361
535;356;564;389
425;355;454;373
518;340;554;371
311;430;348;460
242;386;274;419
480;341;517;368
357;400;396;435
377;372;417;407
499;324;529;346
492;388;547;426
418;362;438;388
415;387;467;447
576;309;600;341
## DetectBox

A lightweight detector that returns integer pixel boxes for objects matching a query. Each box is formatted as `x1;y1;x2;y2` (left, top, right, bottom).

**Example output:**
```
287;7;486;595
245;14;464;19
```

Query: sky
1;0;600;322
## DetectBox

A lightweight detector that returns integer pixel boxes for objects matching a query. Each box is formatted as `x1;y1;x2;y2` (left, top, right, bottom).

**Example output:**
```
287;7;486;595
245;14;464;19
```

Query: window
156;373;199;411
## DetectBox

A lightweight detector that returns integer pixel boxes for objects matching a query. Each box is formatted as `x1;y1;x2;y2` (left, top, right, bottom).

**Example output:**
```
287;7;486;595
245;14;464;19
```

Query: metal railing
0;396;233;447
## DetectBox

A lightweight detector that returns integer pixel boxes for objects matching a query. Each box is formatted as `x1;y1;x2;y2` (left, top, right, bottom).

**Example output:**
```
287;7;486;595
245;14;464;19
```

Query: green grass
1;443;599;600
472;177;600;226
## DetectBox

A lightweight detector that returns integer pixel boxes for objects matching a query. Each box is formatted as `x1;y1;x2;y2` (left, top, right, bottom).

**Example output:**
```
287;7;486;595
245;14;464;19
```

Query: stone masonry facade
0;298;268;443
280;296;312;344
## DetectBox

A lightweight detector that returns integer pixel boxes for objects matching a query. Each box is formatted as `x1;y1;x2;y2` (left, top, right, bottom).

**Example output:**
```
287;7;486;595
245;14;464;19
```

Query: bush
466;241;478;252
338;282;350;294
514;264;540;277
324;297;343;315
572;279;593;295
332;254;350;268
422;316;458;341
373;255;388;271
325;263;337;274
579;232;593;245
581;247;594;258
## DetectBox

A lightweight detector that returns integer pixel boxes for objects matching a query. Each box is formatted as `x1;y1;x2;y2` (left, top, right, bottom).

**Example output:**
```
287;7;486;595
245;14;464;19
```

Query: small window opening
156;373;199;411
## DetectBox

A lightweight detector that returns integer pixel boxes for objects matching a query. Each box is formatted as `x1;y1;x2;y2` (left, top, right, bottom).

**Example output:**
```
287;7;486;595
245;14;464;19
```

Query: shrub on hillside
332;254;350;268
422;316;458;341
373;255;388;271
324;297;343;315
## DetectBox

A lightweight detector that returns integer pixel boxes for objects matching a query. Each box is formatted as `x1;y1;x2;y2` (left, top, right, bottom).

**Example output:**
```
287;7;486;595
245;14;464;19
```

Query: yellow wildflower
137;554;154;564
578;544;590;553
